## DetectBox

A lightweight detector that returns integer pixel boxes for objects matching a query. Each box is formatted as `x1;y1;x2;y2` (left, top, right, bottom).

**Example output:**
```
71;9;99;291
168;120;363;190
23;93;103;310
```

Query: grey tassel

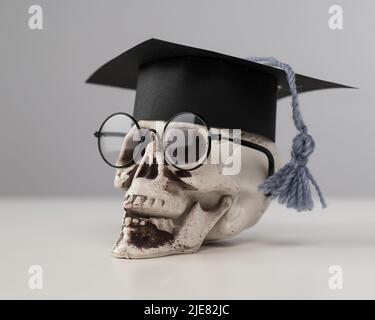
246;57;326;211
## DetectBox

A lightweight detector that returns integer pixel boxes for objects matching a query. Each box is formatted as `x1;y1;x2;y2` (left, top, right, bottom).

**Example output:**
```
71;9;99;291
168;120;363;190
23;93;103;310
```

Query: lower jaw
112;241;200;259
112;220;193;259
112;195;233;259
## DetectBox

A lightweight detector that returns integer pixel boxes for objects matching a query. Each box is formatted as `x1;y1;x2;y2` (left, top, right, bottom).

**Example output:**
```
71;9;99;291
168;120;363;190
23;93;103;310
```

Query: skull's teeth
133;196;146;206
145;198;155;207
154;199;165;208
124;195;135;205
149;217;174;233
124;217;131;227
123;194;166;209
123;194;171;232
123;215;174;233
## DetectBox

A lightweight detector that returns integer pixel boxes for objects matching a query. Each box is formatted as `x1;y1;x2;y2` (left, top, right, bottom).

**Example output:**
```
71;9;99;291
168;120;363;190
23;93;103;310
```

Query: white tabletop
1;197;374;299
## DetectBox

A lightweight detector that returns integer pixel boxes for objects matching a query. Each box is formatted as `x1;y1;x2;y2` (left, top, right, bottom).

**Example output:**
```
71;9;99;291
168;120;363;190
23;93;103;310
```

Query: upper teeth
124;194;165;209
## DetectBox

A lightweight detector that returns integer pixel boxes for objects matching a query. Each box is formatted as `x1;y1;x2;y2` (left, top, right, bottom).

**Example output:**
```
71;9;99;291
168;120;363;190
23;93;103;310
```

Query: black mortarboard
87;38;351;141
87;39;353;212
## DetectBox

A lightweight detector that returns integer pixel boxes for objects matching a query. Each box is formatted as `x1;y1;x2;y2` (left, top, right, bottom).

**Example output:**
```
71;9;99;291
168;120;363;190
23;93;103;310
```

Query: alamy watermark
328;265;343;290
328;5;343;30
28;5;43;30
28;265;43;290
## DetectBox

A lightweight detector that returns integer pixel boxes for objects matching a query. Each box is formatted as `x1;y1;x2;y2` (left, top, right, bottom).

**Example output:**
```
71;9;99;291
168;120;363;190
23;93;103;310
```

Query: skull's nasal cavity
137;158;158;180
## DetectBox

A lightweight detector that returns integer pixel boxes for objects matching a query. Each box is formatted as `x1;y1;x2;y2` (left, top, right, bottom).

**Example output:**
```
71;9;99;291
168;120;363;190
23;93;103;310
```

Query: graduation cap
87;38;352;211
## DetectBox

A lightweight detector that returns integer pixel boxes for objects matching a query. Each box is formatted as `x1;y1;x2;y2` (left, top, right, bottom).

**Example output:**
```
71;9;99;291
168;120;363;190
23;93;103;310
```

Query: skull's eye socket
98;113;142;168
163;112;210;171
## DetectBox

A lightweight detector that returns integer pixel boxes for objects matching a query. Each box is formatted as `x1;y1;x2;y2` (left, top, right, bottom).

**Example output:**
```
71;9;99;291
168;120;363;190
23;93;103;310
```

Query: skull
112;120;281;259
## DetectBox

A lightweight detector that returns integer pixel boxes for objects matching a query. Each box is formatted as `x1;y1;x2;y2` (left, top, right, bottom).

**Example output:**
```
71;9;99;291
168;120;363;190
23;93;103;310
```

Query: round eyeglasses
94;111;275;176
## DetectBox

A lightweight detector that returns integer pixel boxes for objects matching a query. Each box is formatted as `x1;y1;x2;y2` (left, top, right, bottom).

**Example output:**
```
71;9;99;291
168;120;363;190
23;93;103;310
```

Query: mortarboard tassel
247;57;327;211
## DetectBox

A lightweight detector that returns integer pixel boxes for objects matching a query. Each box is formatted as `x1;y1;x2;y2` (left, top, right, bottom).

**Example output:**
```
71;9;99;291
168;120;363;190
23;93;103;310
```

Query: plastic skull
112;120;281;259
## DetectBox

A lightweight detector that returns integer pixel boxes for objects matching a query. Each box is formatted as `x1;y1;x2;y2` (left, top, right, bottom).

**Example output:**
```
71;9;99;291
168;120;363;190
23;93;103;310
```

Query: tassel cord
247;56;326;211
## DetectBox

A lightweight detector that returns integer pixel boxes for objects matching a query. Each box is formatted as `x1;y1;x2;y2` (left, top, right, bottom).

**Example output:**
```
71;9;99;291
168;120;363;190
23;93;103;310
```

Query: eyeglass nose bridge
140;128;161;143
139;127;165;155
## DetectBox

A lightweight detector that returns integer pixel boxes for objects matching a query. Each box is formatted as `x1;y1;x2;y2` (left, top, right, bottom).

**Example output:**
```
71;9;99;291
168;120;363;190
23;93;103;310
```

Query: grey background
0;0;373;197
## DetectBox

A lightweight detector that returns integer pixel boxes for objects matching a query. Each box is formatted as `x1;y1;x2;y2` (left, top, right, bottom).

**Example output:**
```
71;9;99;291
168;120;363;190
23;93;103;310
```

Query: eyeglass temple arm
93;131;126;138
93;130;152;143
212;134;275;178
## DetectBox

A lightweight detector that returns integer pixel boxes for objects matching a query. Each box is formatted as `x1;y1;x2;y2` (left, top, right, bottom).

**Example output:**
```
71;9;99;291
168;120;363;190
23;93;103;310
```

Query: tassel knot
291;133;315;167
